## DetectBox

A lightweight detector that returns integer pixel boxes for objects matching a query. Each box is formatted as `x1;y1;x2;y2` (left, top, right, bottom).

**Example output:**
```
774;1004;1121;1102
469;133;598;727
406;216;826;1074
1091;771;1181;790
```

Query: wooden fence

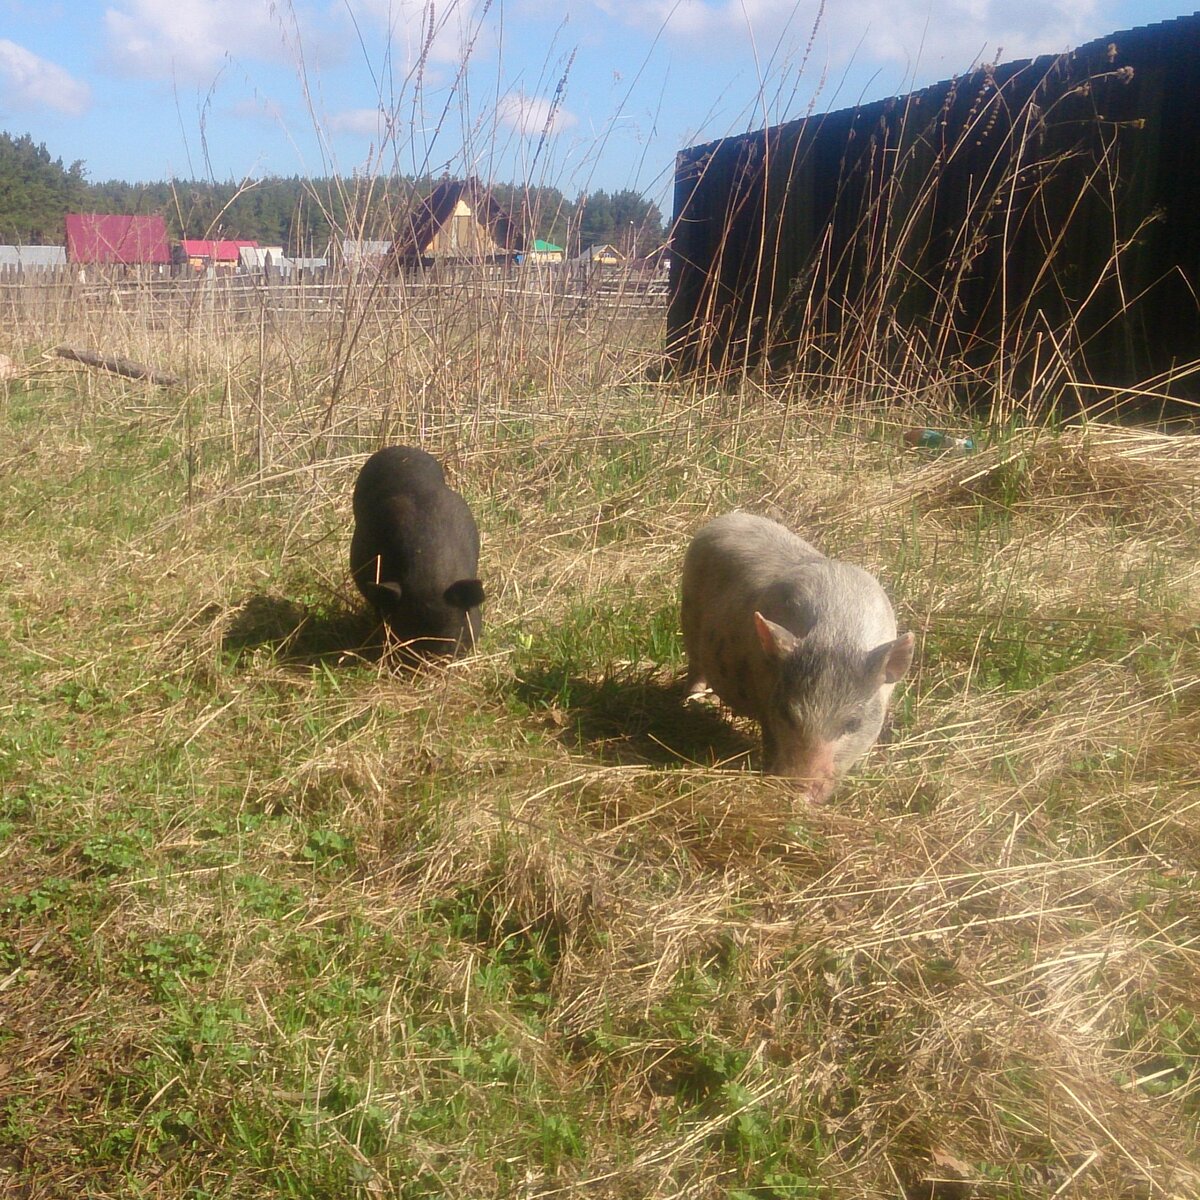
669;13;1200;404
0;262;668;337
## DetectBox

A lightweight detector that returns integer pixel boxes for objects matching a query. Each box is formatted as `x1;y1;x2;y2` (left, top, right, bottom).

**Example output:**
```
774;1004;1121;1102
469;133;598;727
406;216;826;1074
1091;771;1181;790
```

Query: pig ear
443;579;484;610
865;631;915;685
753;611;799;659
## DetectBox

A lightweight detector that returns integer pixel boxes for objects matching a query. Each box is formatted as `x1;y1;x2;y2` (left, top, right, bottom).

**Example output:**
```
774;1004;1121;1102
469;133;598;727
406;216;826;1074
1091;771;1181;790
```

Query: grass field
1;299;1199;1198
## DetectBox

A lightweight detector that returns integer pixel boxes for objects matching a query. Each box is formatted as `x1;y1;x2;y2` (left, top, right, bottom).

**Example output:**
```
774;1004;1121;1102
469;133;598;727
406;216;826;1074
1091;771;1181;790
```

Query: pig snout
761;727;839;800
768;739;835;796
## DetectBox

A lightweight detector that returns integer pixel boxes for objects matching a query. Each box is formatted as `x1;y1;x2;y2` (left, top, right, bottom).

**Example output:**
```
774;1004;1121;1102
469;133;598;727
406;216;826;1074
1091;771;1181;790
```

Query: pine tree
0;132;87;243
0;129;665;257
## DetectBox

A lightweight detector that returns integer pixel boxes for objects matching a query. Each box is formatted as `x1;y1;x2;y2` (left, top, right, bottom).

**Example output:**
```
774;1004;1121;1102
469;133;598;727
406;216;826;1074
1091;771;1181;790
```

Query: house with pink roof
178;239;258;272
65;214;170;265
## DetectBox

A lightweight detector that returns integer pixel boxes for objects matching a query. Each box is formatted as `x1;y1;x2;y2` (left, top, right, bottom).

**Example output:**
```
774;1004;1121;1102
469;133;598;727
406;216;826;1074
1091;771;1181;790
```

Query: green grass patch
1;364;1197;1197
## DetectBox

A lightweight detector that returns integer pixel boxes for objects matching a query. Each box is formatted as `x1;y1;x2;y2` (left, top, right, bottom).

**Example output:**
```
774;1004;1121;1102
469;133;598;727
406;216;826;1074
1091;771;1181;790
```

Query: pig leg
684;667;718;706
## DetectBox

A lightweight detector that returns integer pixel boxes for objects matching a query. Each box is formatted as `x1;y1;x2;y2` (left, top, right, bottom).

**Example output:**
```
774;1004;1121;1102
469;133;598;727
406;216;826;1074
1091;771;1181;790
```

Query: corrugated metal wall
669;14;1200;402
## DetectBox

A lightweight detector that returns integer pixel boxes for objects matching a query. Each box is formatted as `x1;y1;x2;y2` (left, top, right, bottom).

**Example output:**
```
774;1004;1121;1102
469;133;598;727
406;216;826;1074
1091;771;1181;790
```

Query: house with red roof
65;214;171;265
178;239;258;272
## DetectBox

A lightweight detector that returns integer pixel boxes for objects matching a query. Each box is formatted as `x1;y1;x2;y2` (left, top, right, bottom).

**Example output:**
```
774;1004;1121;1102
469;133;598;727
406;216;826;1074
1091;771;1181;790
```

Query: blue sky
0;0;1192;206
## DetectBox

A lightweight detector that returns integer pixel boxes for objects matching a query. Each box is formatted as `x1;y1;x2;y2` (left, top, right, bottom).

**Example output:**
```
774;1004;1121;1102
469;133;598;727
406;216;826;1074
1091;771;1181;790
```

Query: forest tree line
0;132;665;255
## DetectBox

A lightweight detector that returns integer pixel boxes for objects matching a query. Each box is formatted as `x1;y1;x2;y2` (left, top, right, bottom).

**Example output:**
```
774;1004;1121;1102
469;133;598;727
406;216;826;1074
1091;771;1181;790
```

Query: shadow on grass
222;592;383;666
511;665;759;770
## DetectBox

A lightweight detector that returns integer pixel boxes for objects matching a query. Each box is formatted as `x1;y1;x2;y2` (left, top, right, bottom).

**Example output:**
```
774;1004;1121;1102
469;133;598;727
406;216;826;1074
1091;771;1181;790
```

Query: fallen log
53;346;180;388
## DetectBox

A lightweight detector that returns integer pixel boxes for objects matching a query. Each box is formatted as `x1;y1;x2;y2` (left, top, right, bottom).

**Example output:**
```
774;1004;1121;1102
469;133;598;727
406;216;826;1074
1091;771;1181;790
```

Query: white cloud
104;0;286;80
828;0;1100;69
496;91;577;136
591;0;1101;73
229;94;286;123
0;39;91;115
348;0;483;66
328;106;388;135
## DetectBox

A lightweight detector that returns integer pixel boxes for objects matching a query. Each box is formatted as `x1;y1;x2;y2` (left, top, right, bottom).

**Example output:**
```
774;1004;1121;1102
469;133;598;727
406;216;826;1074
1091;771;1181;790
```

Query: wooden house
388;178;525;270
571;243;623;267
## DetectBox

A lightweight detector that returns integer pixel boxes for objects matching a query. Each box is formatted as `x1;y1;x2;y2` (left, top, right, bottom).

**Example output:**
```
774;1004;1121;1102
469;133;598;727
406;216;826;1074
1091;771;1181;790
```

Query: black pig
349;446;484;656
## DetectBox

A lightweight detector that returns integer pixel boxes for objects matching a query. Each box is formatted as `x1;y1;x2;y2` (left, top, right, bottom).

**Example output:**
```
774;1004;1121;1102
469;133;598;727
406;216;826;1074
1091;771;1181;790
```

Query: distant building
340;238;392;267
523;239;564;264
236;247;325;276
0;245;67;269
239;246;286;272
388;178;525;269
571;243;623;267
65;214;170;265
178;239;257;272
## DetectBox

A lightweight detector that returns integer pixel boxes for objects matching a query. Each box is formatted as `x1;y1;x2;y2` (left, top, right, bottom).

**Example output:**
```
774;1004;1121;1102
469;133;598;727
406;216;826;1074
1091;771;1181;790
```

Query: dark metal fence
669;13;1200;403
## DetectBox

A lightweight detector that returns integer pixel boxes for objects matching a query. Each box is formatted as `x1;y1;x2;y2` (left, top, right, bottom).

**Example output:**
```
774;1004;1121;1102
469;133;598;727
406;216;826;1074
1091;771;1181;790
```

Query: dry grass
0;280;1198;1199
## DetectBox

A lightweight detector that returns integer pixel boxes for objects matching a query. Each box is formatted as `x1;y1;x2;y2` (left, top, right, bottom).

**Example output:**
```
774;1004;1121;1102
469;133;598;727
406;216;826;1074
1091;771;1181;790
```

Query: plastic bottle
903;427;975;452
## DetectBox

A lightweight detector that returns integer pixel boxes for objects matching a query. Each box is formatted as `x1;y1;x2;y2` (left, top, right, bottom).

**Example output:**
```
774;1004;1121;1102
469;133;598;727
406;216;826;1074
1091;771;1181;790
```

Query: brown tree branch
53;346;180;387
